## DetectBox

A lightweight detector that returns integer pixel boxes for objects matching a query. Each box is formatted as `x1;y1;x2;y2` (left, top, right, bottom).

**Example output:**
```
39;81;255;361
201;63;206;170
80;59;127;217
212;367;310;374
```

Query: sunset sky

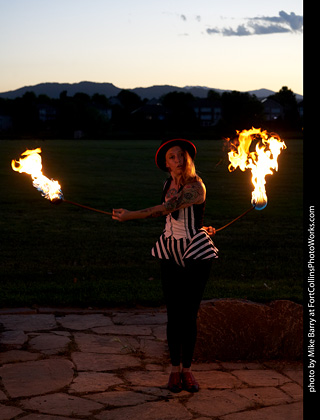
0;0;303;95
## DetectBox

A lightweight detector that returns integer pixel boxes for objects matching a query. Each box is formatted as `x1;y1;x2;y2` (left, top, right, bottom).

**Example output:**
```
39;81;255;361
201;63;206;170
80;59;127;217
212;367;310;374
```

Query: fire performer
112;139;218;393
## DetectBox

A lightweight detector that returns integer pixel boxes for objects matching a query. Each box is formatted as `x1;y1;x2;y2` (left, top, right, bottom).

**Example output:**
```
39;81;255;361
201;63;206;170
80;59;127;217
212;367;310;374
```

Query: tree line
0;86;302;140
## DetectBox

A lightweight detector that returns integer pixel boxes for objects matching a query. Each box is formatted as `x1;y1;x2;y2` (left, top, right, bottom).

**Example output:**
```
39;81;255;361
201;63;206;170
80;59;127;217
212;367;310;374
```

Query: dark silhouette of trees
219;91;264;136
56;91;111;138
12;92;39;136
111;90;144;134
269;86;300;130
0;86;302;139
117;90;143;112
160;91;197;131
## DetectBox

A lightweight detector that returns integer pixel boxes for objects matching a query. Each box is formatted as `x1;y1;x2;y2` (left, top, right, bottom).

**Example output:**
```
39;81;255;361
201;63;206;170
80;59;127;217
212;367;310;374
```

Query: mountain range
0;81;303;101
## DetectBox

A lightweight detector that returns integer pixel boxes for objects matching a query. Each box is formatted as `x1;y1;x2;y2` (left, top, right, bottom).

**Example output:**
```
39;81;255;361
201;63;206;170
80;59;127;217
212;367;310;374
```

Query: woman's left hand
112;208;131;222
203;226;216;236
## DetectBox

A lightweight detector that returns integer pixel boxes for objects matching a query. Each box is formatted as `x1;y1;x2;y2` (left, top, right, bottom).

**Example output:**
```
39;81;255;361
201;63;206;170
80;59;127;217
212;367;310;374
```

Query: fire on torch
11;148;112;215
210;128;287;232
227;127;287;211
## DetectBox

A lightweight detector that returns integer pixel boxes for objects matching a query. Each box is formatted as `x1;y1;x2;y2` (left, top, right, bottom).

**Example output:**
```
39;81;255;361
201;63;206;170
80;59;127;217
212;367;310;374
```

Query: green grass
0;138;303;307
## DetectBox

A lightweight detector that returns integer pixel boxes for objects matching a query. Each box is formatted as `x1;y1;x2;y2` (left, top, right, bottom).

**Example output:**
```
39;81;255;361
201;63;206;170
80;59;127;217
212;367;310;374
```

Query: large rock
194;299;302;361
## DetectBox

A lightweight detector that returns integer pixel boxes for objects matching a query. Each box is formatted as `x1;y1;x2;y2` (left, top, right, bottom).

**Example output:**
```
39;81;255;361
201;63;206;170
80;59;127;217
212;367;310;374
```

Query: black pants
160;258;212;368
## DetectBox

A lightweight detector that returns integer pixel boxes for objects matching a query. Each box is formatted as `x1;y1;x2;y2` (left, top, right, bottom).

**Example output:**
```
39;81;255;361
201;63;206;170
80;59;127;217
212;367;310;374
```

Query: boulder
194;299;302;361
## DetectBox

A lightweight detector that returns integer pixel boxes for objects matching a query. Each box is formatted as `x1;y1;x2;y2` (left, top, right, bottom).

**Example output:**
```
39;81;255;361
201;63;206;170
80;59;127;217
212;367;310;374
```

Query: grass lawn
0;138;303;308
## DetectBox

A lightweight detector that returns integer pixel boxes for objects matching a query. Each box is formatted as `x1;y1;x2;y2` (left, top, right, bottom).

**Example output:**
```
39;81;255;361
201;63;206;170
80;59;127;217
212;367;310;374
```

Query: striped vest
151;178;218;267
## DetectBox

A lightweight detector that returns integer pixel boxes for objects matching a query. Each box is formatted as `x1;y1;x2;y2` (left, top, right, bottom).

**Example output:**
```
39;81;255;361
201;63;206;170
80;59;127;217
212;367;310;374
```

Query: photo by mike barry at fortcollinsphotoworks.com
306;205;316;398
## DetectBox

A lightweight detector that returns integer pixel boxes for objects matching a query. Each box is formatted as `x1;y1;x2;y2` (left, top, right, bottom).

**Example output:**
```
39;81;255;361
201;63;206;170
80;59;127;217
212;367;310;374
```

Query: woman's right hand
112;208;131;222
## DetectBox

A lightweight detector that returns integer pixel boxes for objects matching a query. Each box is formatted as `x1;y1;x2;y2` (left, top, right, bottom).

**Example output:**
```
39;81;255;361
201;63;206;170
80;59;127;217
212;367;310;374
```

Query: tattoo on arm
146;211;165;219
140;207;166;219
136;182;205;219
164;182;204;212
165;188;178;200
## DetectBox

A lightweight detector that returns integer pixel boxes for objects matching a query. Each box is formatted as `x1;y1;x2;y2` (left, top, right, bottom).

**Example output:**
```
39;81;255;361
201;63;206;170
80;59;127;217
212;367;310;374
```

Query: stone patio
0;305;303;420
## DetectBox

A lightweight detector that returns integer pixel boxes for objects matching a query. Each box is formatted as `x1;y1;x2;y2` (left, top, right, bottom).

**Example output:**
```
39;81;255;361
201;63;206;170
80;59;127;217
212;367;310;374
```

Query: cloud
206;27;220;35
249;10;303;32
278;10;303;31
248;22;290;35
221;24;251;37
207;10;303;37
179;14;202;22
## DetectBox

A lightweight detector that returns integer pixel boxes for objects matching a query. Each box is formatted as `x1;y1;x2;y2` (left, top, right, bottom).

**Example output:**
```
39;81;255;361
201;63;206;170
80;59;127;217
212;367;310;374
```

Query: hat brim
155;139;197;171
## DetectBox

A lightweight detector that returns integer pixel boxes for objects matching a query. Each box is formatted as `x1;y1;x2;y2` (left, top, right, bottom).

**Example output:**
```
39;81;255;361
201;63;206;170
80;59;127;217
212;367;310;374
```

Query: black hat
155;138;197;171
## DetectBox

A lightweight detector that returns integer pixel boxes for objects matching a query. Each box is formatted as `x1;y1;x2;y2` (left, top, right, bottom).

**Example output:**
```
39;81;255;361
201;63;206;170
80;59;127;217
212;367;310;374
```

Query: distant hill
0;81;303;101
0;82;120;100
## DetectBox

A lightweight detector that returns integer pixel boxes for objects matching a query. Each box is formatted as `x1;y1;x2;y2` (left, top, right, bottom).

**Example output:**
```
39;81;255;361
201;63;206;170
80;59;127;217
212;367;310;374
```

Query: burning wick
227;128;286;210
11;148;63;201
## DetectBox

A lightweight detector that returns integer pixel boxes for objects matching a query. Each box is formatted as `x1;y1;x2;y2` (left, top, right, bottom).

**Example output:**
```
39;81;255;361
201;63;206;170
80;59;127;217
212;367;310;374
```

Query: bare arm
112;181;206;222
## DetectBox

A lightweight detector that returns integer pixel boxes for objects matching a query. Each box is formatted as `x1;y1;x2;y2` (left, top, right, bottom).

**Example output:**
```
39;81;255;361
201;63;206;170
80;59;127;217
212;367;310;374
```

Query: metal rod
215;205;255;232
61;199;255;229
62;199;113;216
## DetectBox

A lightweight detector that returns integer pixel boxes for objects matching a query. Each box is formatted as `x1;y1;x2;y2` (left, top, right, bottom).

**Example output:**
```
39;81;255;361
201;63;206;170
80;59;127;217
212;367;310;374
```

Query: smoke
206;10;303;37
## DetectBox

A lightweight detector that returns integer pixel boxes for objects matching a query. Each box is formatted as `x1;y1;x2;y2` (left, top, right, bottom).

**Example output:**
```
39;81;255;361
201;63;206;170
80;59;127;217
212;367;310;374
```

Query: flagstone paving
0;307;303;420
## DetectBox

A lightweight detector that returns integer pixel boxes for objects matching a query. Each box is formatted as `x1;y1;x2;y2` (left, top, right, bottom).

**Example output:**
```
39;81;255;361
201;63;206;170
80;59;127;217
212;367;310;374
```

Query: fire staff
112;139;218;393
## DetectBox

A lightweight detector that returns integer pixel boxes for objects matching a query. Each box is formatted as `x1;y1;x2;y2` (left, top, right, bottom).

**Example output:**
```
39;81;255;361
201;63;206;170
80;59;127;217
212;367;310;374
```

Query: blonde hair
181;151;201;185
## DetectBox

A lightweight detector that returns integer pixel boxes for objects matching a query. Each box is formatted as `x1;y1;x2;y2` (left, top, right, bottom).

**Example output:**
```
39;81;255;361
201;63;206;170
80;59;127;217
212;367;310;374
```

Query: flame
11;148;63;201
227;128;286;210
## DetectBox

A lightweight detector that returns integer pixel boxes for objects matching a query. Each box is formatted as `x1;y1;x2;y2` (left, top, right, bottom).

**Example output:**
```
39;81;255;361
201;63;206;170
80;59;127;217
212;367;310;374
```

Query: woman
112;138;218;393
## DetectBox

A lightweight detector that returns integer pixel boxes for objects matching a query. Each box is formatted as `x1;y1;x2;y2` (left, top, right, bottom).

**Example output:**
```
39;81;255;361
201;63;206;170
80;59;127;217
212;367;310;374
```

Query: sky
0;0;303;95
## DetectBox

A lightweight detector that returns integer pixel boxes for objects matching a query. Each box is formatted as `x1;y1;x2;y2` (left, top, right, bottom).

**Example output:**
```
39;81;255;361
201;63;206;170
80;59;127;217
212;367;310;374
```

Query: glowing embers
227;128;286;210
11;148;63;201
